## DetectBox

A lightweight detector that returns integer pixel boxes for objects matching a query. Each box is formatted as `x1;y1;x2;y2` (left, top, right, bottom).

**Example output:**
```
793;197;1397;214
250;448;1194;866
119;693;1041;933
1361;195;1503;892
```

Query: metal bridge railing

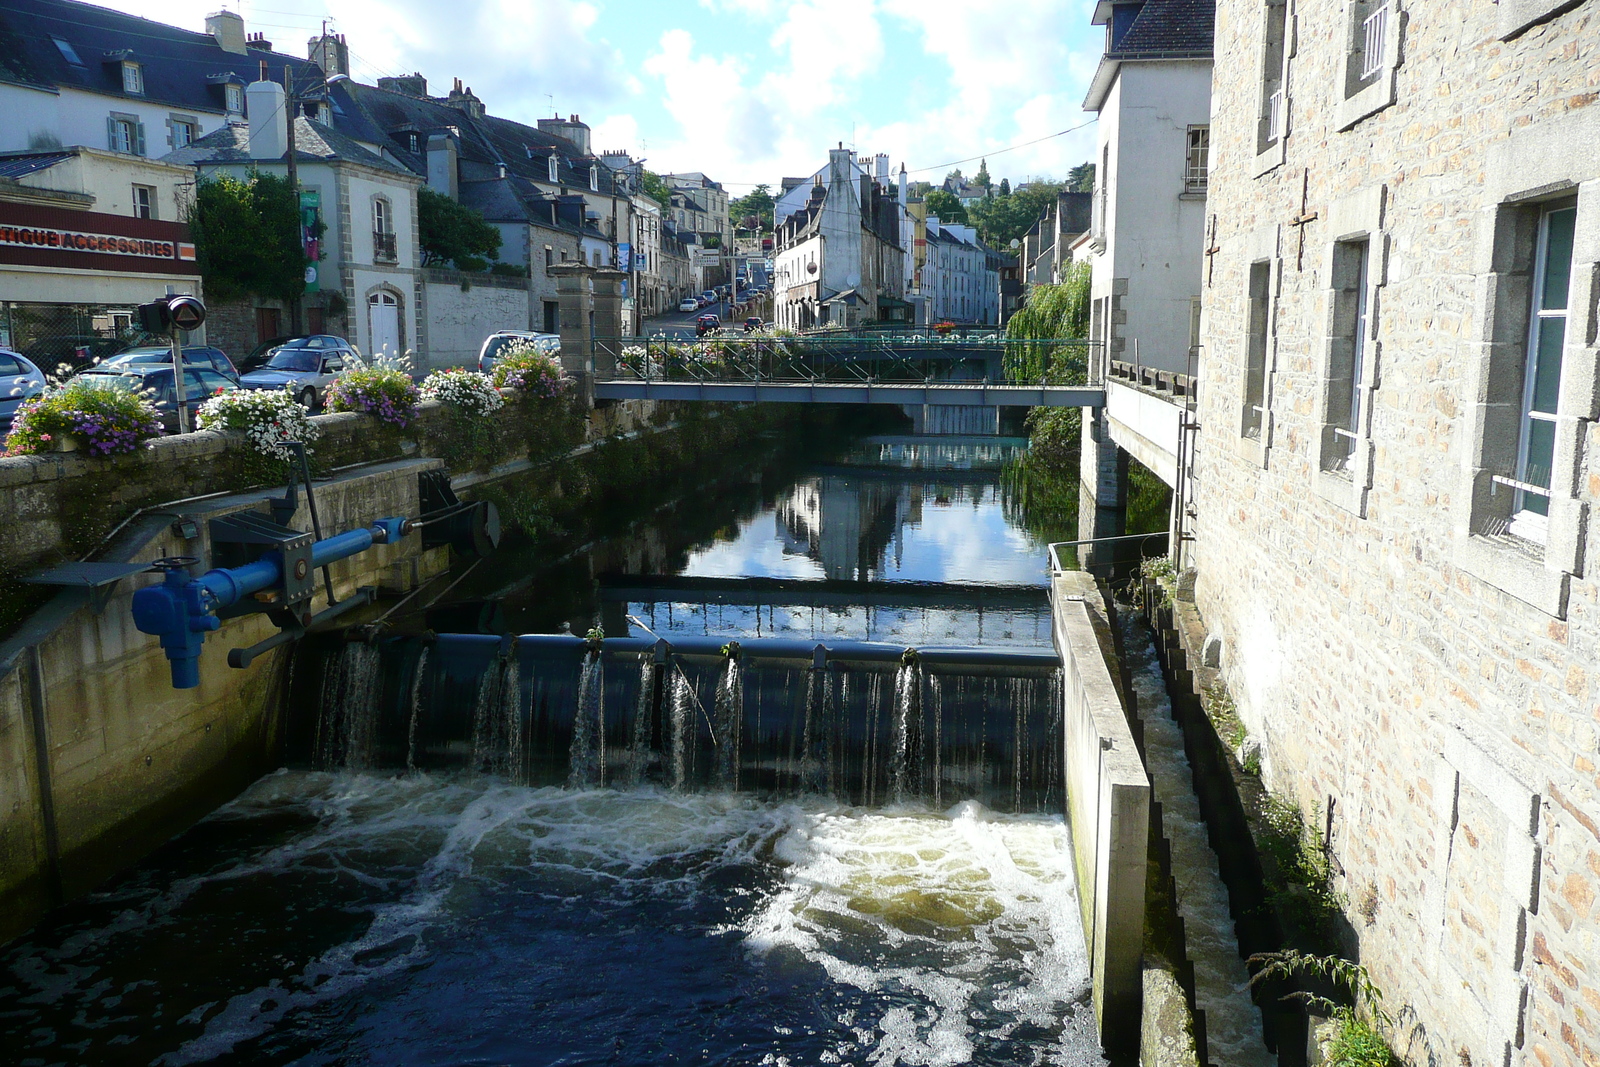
595;335;1101;389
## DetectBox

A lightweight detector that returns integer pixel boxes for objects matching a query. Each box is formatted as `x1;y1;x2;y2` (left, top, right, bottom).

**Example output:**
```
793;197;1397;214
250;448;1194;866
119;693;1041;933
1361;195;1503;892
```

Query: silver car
238;335;358;408
0;348;46;436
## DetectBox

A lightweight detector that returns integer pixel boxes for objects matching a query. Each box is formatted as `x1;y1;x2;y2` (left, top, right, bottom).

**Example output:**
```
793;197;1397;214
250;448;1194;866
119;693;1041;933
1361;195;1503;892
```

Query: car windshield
82;371;168;402
105;349;211;366
265;349;320;372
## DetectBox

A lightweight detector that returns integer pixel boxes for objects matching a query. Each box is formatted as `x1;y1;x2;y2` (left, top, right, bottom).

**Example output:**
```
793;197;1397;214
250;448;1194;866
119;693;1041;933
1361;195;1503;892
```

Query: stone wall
1196;0;1600;1064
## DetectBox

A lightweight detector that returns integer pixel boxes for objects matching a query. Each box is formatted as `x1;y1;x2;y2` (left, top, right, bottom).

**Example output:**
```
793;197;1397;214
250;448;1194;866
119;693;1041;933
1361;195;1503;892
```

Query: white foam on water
739;799;1101;1066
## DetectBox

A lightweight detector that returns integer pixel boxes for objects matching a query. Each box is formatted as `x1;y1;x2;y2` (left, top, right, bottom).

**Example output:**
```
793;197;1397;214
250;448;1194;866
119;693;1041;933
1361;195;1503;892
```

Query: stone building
1190;0;1600;1063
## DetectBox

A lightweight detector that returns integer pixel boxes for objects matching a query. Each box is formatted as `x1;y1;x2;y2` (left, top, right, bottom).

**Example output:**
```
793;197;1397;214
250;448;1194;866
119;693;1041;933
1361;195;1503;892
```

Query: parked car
74;364;238;432
477;331;560;376
100;345;240;382
238;335;359;408
0;349;47;436
21;334;128;376
677;297;699;313
238;335;294;374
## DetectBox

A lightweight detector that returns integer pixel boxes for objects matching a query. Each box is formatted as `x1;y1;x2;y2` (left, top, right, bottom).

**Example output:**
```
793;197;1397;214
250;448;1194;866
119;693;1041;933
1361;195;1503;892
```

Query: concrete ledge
1143;960;1202;1067
1052;568;1149;1053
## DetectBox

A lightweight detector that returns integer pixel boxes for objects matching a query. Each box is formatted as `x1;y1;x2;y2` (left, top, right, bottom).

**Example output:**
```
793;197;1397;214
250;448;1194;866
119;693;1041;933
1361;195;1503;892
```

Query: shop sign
0;201;198;275
0;224;180;260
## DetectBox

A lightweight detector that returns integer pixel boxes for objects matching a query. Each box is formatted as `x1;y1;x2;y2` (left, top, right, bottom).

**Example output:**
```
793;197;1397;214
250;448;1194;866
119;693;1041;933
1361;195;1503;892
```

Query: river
0;432;1110;1066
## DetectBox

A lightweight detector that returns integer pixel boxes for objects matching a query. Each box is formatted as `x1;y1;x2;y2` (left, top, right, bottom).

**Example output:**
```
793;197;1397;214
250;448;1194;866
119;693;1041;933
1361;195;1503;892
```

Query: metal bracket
22;561;155;614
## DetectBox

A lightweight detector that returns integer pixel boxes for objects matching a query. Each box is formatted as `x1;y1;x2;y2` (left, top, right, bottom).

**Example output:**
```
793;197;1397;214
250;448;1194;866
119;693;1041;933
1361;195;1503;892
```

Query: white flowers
419;368;505;416
197;387;322;462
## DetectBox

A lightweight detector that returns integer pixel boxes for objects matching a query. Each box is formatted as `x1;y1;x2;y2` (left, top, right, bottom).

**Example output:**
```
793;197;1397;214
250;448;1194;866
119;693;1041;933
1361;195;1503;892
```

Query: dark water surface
0;434;1106;1066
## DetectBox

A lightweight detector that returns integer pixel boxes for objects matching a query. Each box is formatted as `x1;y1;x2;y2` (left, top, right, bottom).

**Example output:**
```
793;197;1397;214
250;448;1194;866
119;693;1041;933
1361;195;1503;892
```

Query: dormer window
225;83;243;113
589;165;599;191
548;155;559;183
122;62;143;95
407;132;420;153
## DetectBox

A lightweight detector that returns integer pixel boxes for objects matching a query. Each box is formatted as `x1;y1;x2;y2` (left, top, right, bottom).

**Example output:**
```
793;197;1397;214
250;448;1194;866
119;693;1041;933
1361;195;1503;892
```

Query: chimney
377;72;428;97
426;131;458;199
245;80;288;160
537;114;591;155
898;162;907;205
308;32;350;77
207;10;247;55
875;153;889;182
246;32;273;51
446;78;486;119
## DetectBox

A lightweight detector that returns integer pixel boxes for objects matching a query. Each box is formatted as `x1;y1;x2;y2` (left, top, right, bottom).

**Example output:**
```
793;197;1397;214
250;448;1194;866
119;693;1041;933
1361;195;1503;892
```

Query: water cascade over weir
302;633;1065;812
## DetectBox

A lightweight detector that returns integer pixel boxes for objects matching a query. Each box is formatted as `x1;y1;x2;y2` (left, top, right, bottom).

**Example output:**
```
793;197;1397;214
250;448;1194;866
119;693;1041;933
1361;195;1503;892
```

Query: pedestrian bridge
589;334;1106;408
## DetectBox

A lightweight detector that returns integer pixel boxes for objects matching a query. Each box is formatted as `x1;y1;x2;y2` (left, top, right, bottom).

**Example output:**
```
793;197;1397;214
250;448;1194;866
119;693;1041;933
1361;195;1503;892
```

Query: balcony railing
1361;3;1389;79
1267;89;1285;142
373;231;397;263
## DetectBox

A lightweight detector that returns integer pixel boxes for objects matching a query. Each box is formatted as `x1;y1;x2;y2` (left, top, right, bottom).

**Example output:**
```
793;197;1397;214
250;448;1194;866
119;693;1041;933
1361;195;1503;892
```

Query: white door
368;291;400;359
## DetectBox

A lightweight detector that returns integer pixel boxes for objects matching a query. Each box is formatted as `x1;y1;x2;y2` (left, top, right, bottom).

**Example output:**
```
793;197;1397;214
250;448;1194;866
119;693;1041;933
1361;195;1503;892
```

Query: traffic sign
167;295;206;332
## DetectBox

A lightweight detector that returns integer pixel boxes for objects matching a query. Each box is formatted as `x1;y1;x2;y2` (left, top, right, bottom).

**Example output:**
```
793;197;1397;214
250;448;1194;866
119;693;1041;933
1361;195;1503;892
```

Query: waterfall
713;656;743;790
928;673;943;808
799;667;826;793
405;647;430;773
862;672;883;805
669;670;694;791
889;663;922;804
315;640;381;770
627;660;656;786
569;654;604;788
1010;676;1031;813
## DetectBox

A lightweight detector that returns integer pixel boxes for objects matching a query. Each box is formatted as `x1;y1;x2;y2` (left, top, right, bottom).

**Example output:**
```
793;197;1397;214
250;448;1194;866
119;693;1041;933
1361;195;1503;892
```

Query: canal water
0;433;1109;1066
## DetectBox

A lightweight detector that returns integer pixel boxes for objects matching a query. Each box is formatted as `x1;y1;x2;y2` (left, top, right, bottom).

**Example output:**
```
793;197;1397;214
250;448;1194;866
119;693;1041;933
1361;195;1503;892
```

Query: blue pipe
133;517;410;689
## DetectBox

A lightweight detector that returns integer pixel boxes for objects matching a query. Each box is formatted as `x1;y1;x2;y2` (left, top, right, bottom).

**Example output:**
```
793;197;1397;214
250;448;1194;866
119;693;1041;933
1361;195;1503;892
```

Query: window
132;184;155;219
1338;0;1401;129
544;246;554;271
225;84;243;113
1322;239;1370;473
1242;260;1272;439
548;155;559;183
372;197;397;263
373;197;390;235
407;132;419;153
122;62;143;95
107;114;145;155
170;117;197;150
1255;0;1290;169
1185;127;1210;193
1505;204;1576;540
590;165;599;191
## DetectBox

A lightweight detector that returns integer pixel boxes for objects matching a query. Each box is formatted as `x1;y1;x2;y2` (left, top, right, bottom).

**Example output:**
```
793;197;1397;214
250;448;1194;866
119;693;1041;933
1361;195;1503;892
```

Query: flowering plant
197;386;321;462
4;379;163;456
933;320;956;336
324;351;420;427
419;368;504;416
491;341;568;397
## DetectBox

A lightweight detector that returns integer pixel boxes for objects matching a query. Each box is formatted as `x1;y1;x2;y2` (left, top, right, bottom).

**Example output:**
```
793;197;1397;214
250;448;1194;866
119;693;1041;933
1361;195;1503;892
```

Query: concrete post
590;268;628;375
1079;408;1129;574
549;263;595;381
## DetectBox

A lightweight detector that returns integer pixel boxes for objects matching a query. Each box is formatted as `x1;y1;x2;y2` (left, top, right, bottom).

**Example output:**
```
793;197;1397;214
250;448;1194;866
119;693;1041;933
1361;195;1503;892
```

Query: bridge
589;334;1107;408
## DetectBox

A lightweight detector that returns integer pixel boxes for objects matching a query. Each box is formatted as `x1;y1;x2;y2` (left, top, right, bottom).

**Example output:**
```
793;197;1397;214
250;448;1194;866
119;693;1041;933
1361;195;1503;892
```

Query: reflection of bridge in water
591;335;1107;411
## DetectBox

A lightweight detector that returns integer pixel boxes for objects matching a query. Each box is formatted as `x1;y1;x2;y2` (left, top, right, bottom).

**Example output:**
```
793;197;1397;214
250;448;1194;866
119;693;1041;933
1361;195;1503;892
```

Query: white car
678;298;699;312
478;331;560;375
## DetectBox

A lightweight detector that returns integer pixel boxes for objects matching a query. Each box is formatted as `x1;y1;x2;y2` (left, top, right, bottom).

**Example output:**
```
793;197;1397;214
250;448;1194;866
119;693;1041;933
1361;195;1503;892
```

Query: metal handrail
1048;530;1170;574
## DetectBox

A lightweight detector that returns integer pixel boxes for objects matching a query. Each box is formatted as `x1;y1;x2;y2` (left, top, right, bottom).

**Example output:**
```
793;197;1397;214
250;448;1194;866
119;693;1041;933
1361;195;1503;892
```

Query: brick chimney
308;32;350;77
377;72;428;97
206;10;247;55
538;114;591;155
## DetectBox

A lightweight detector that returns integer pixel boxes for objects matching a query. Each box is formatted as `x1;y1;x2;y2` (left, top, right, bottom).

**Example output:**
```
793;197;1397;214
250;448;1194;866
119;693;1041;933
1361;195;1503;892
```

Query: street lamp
280;66;348;334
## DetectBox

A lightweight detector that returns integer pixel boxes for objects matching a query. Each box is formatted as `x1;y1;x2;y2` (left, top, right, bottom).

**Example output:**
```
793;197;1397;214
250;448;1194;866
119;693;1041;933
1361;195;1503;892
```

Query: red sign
0;201;199;276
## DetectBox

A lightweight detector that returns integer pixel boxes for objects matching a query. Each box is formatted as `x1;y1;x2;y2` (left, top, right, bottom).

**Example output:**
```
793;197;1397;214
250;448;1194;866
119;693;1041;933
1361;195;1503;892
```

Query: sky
94;0;1106;192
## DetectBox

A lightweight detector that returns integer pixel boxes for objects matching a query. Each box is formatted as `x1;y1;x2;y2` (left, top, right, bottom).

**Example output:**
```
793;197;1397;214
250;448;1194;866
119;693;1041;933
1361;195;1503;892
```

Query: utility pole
281;65;301;336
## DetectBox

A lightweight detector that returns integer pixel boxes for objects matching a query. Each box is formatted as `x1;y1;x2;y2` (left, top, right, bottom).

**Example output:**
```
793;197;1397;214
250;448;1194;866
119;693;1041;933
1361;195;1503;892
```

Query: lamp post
280;65;348;335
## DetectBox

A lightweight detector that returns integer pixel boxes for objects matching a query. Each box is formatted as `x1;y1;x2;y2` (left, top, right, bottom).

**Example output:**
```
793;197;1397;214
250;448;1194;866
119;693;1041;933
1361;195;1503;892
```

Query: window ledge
1179;190;1208;201
1454;533;1570;618
1336;72;1397;132
1313;466;1368;516
1253;140;1285;179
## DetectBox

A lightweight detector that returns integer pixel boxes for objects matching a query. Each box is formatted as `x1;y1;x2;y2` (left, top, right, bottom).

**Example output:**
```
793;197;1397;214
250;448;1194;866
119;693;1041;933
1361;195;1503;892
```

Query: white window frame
1337;0;1402;131
1454;111;1598;620
168;115;197;150
1184;126;1210;195
589;165;599;191
131;184;155;220
122;61;143;95
373;196;391;236
548;155;559;183
225;83;243;114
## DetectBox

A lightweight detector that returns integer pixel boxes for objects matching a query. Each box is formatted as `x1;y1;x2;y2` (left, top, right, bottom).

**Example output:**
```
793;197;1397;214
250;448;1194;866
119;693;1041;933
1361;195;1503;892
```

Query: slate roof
1107;0;1215;58
0;0;330;114
163;115;410;174
0;150;73;178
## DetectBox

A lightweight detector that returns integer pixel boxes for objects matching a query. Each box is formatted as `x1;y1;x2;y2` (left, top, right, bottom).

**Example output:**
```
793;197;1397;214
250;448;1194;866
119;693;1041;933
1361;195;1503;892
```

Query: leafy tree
923;189;968;225
1067;161;1096;193
999;177;1011;197
975;158;991;194
189;171;306;302
730;183;774;231
640;169;674;211
967;181;1065;247
418;187;502;271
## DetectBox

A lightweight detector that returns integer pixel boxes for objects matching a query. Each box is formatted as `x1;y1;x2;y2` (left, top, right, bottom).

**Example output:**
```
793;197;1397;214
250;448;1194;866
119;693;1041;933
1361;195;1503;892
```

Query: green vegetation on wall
189;171;307;303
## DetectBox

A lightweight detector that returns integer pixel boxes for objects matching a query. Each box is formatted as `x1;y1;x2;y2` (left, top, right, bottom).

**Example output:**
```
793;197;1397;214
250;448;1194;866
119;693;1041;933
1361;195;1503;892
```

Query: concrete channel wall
0;458;447;944
1051;568;1150;1053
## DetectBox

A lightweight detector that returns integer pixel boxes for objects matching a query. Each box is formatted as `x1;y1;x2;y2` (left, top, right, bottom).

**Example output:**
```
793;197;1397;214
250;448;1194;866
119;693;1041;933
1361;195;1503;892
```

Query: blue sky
100;0;1105;192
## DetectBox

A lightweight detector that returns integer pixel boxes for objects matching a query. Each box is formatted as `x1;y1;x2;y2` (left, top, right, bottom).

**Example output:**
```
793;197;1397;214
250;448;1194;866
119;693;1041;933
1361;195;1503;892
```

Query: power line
904;120;1096;176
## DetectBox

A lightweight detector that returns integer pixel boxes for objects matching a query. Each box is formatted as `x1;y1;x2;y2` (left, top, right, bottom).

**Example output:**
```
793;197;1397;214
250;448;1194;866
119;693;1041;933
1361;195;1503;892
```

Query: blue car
0;349;47;437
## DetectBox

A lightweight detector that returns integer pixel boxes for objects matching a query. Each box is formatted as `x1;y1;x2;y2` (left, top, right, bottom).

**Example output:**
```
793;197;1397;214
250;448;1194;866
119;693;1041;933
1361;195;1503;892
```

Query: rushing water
1;433;1107;1065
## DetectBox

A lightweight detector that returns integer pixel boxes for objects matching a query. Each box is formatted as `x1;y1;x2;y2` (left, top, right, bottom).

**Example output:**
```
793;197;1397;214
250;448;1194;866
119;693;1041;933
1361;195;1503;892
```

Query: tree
999;177;1011;197
975;158;992;194
641;169;673;211
923;189;968;225
418;186;502;271
730;183;775;231
967;181;1065;247
1067;161;1096;193
190;171;306;303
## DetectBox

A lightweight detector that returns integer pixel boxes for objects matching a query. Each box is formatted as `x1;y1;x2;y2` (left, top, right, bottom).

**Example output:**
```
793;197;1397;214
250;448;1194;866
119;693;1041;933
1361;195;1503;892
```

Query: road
642;289;770;339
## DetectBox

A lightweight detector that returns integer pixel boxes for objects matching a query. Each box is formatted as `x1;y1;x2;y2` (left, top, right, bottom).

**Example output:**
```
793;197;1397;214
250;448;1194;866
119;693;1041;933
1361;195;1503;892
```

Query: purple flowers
324;366;421;427
4;382;163;456
491;346;569;398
